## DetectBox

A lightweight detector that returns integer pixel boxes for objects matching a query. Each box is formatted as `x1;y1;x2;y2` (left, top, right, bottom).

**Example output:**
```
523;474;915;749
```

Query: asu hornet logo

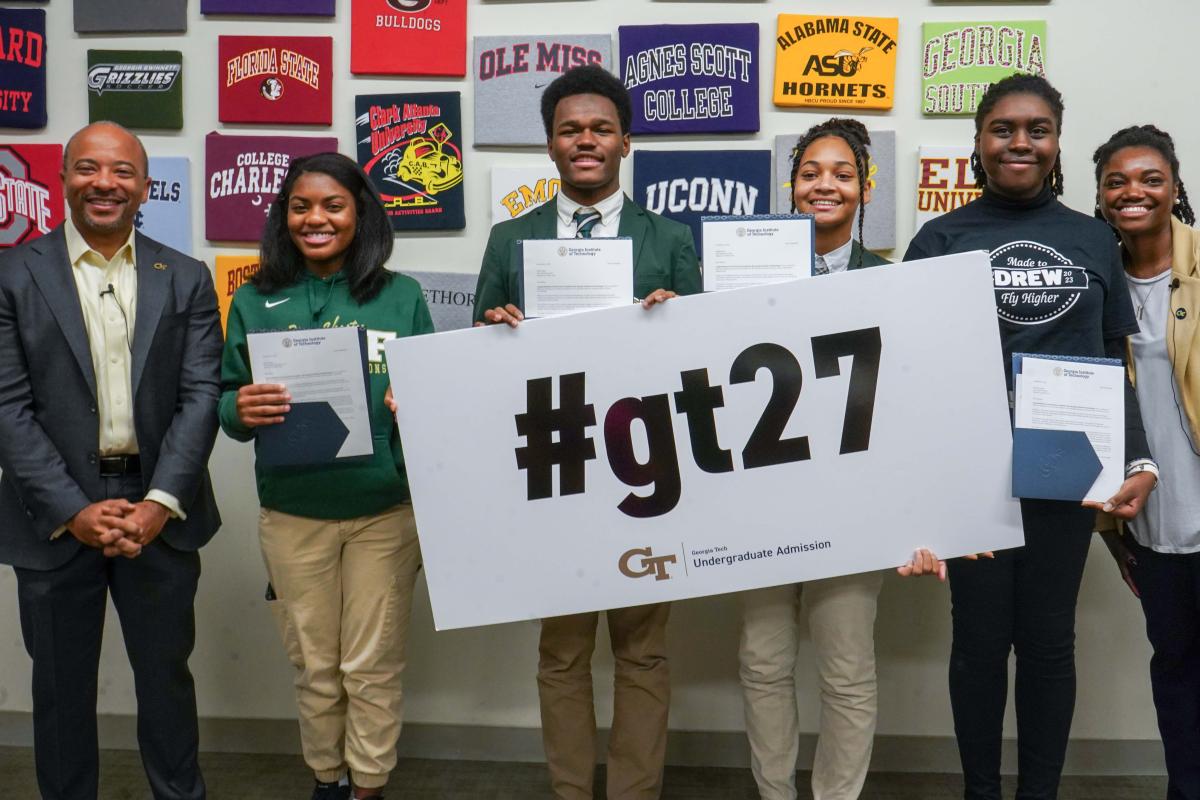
87;64;181;95
804;47;873;78
618;547;677;581
386;0;432;11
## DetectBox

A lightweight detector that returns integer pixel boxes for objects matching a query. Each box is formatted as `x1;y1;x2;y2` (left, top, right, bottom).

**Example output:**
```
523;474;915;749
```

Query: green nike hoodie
219;269;434;519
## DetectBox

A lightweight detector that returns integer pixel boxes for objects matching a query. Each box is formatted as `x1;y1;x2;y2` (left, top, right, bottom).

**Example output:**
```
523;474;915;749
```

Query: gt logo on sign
618;547;677;581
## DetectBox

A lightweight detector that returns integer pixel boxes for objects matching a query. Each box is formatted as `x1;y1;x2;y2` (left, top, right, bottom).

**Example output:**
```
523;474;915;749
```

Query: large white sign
387;252;1024;630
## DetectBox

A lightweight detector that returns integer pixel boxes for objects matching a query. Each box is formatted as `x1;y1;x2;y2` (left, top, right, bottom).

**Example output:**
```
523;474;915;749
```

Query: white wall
0;0;1189;744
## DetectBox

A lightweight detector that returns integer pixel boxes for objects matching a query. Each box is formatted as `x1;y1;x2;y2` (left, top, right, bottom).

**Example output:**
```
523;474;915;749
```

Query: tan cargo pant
259;503;421;791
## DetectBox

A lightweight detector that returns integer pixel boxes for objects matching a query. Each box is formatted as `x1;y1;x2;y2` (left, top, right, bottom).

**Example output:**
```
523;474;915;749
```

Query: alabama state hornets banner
0;8;46;129
87;50;183;130
0;143;62;248
202;0;335;15
355;91;466;232
219;36;332;126
351;0;467;77
773;15;899;110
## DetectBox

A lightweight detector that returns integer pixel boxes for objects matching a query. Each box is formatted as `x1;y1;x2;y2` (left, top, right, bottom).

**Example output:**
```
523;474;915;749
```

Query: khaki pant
537;602;671;800
739;572;884;800
259;504;421;791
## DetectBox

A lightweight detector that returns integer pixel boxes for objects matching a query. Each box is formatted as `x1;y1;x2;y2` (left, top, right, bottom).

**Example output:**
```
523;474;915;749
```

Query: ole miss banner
219;36;332;125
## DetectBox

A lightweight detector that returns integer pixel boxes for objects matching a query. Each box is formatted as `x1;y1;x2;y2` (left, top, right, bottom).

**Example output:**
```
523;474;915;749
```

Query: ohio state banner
0;143;62;248
355;91;465;231
773;15;898;110
219;36;332;125
0;8;46;129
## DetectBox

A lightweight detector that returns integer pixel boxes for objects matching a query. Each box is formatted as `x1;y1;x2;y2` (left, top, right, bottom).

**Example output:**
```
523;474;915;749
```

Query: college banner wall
773;130;896;250
355;91;466;232
490;166;559;226
0;143;62;248
473;34;611;146
215;254;260;333
205;131;339;242
633;149;770;255
921;21;1047;115
385;252;1024;629
138;156;192;256
620;23;759;135
202;0;335;15
351;0;467;77
219;36;332;125
0;8;46;129
773;15;898;110
74;0;187;33
915;145;981;229
87;50;183;130
403;270;476;332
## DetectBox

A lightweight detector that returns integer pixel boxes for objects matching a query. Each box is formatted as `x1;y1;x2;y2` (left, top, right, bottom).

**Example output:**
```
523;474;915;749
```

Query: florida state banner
219;36;332;125
355;91;465;231
0;8;47;129
0;143;62;248
351;0;467;77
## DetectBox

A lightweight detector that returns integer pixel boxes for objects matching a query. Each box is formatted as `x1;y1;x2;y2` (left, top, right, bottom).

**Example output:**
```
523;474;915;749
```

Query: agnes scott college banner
384;252;1023;629
474;34;611;146
202;0;335;14
351;0;467;77
0;143;62;248
205;132;339;242
87;50;183;130
0;8;46;129
922;21;1046;115
219;36;332;125
620;23;759;135
355;92;465;231
74;0;187;33
633;149;769;255
137;156;192;256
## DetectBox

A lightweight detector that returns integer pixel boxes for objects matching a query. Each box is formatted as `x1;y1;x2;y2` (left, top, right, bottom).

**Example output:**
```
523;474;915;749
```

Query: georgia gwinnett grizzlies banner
219;36;332;126
355;92;465;232
383;252;1024;629
620;23;759;135
915;145;981;229
74;0;186;33
351;0;467;77
773;130;897;251
137;157;192;256
0;144;62;248
202;0;335;15
633;149;770;256
473;34;611;146
922;21;1046;115
490;166;560;226
0;8;46;129
87;50;183;130
773;15;898;110
205;132;339;242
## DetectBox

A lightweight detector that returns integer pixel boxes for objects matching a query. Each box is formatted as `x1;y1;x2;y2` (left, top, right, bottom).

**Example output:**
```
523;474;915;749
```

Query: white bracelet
1125;458;1159;488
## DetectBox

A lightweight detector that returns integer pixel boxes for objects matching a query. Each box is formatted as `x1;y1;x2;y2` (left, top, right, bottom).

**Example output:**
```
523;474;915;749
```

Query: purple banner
201;0;334;15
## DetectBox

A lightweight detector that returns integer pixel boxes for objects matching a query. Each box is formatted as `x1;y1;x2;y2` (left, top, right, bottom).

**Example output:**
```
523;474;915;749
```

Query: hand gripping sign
386;252;1024;630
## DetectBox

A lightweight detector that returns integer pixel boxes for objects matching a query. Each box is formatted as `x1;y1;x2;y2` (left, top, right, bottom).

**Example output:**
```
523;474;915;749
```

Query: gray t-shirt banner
75;0;187;32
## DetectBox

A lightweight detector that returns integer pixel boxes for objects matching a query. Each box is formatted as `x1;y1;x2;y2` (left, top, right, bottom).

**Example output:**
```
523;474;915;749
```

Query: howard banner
386;253;1024;629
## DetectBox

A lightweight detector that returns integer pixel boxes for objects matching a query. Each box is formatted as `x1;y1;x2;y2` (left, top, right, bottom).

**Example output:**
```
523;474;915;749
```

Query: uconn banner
633;149;770;254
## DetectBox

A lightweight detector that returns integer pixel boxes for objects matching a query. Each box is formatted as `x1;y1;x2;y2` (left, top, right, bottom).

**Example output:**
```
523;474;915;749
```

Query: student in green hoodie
218;153;433;800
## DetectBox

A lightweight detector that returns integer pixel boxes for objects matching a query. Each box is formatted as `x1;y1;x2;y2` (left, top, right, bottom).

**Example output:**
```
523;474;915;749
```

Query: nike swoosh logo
265;298;290;308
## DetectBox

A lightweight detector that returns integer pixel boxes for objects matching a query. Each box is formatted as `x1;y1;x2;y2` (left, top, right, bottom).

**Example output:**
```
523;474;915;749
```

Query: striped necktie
573;208;602;239
813;254;830;275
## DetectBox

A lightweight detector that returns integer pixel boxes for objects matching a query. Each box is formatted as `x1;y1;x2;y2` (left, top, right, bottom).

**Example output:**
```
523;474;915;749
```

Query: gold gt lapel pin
153;262;168;270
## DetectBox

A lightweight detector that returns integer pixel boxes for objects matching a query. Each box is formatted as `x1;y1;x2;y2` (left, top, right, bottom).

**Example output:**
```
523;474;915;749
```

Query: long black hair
253;152;394;304
1092;124;1196;227
789;118;872;267
970;73;1065;197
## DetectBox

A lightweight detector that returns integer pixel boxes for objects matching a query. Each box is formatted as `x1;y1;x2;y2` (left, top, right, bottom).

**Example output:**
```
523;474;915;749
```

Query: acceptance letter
702;214;814;292
519;237;635;317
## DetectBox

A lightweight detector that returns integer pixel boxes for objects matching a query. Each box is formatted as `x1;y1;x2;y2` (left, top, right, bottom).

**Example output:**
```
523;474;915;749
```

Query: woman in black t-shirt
903;75;1156;800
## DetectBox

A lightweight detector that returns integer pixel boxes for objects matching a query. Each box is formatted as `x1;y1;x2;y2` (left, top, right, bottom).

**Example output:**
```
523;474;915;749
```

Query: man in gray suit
0;122;222;800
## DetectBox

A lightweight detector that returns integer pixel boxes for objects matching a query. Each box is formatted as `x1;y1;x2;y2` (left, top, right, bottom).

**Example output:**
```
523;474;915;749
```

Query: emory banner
386;252;1024;630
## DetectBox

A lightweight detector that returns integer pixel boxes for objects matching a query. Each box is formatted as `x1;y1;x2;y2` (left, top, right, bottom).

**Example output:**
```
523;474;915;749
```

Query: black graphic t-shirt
904;185;1138;389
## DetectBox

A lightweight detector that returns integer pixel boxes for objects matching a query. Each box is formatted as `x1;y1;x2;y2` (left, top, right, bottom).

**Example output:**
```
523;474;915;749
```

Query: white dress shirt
555;187;624;239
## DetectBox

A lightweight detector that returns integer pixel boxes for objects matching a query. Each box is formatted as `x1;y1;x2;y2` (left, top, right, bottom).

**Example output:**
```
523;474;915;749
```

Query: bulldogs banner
773;130;896;250
137;157;192;256
922;21;1046;115
74;0;186;33
473;34;611;146
351;0;467;77
202;0;335;15
205;132;339;242
0;143;62;248
88;50;183;130
490;166;560;226
773;15;899;110
0;9;46;129
355;91;465;231
633;149;770;255
219;36;332;125
385;252;1023;629
620;23;759;135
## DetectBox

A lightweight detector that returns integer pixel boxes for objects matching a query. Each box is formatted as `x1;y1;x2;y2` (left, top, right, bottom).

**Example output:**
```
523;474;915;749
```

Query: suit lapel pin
153;262;168;271
1177;308;1188;320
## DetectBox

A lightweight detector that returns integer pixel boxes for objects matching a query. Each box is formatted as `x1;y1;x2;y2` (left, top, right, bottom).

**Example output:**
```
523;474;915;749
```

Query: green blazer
849;239;891;270
472;194;702;323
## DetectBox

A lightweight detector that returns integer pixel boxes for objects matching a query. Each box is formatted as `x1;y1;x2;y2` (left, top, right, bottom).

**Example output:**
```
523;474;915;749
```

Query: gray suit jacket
0;226;222;571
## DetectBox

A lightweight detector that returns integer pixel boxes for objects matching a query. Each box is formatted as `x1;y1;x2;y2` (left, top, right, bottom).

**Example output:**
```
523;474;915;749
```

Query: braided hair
970;73;1065;197
1091;125;1196;227
789;118;872;267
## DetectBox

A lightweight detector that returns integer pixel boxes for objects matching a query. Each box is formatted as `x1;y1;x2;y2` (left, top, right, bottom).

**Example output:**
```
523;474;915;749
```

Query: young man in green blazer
472;66;701;799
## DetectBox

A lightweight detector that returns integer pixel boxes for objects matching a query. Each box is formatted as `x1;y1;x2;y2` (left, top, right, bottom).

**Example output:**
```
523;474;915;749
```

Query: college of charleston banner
137;157;192;256
87;50;183;130
0;143;62;248
355;92;465;232
0;9;46;129
74;0;187;33
219;36;332;126
773;15;899;110
473;34;611;146
633;149;770;255
619;23;759;135
351;0;467;77
205;132;338;242
202;0;335;15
